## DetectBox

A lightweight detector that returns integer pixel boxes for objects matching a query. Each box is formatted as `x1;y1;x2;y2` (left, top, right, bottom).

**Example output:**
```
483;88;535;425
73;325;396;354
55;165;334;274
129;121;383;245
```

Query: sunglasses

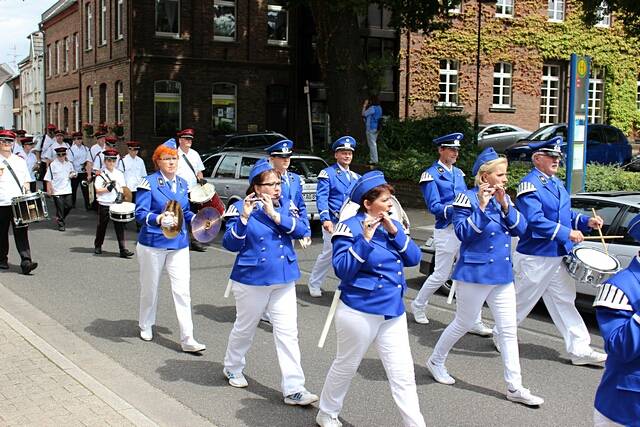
56;153;67;157
128;147;139;150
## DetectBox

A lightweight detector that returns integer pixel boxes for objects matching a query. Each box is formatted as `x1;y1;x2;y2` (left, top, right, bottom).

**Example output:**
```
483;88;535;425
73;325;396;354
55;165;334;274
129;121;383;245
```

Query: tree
579;0;640;35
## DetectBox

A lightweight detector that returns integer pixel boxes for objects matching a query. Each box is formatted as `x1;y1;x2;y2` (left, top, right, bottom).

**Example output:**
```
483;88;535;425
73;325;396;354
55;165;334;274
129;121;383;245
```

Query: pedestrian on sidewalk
361;95;382;165
44;146;75;231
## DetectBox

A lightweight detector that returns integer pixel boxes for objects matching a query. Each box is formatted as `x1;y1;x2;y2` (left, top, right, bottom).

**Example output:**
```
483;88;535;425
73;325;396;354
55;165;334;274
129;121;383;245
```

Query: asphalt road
0;208;605;426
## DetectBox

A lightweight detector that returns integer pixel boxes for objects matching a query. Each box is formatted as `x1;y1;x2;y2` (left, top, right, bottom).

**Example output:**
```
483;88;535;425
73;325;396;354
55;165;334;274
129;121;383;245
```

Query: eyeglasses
56;153;67;157
159;157;177;161
128;147;139;151
258;182;281;187
104;158;117;162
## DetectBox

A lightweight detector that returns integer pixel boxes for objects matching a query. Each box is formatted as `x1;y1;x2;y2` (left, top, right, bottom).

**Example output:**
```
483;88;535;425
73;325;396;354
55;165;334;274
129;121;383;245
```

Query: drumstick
318;290;341;348
446;281;457;304
591;208;608;255
224;279;233;298
582;235;624;240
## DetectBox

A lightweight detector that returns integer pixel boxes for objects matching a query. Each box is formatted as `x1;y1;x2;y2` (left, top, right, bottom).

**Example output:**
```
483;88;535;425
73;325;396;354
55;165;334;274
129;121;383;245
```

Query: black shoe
0;261;8;270
94;247;102;255
190;242;207;252
20;261;38;275
58;223;66;231
119;249;134;258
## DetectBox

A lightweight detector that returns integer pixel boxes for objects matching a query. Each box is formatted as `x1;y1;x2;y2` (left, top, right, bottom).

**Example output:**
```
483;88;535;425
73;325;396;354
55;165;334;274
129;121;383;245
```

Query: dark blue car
505;123;632;165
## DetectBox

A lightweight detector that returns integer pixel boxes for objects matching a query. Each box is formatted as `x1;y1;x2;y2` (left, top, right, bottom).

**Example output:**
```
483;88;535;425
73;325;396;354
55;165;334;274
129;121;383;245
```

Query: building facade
18;31;46;135
0;64;17;130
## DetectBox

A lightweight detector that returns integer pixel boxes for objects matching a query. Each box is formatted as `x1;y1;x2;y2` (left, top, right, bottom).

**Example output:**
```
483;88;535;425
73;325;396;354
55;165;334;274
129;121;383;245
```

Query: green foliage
583;163;640;191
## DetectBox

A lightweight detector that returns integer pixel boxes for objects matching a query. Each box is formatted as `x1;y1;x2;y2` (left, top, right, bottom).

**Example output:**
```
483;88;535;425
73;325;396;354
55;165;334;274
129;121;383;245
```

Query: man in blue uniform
410;133;492;336
592;213;640;426
506;137;606;366
307;136;360;297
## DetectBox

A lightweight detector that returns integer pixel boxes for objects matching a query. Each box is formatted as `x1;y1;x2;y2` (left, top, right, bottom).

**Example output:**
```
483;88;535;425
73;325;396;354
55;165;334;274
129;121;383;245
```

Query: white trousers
309;227;333;291
224;281;306;396
513;253;592;357
137;243;194;343
319;302;425;427
431;281;522;390
593;408;623;426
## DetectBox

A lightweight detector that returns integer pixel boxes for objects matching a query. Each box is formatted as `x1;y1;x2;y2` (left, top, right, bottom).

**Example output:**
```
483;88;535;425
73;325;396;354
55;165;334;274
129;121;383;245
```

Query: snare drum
564;246;620;285
11;192;49;226
338;195;411;233
109;202;136;222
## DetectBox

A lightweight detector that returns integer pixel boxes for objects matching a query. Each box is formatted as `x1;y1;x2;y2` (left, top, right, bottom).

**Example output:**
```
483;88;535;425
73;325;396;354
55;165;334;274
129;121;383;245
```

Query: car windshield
289;158;327;182
528;125;564;141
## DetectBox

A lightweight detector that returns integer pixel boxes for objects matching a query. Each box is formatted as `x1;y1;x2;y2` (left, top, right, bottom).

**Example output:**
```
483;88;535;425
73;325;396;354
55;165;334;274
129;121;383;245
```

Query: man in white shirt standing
43;129;70;166
0;130;38;274
21;137;38;193
118;141;147;204
45;147;75;231
88;129;107;174
12;130;26;160
68;132;91;209
175;128;207;252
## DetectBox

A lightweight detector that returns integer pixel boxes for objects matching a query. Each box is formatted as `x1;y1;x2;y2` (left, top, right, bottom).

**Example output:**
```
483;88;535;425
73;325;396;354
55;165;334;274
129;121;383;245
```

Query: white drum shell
11;192;49;226
109;202;136;222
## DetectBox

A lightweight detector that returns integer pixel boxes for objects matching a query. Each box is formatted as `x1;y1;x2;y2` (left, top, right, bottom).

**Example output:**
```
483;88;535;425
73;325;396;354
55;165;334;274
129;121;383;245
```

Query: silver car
202;150;328;220
477;123;531;153
419;191;640;310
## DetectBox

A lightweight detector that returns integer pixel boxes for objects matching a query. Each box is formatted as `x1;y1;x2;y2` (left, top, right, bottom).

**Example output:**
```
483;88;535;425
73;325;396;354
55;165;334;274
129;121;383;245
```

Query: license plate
303;193;316;202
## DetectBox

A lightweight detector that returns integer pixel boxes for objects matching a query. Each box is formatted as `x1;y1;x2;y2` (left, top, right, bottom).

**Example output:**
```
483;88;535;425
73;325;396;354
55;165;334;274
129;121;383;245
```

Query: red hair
152;144;178;169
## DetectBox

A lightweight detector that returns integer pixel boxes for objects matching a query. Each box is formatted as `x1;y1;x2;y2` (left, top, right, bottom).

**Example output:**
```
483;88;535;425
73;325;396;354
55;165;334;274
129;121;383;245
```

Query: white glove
298;237;312;249
160;213;177;228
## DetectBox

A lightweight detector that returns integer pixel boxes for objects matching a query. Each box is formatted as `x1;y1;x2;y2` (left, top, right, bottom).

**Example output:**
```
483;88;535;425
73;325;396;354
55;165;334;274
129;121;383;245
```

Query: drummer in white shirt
68;132;91;209
117;141;147;204
22;138;38;193
0;130;38;274
44;147;75;231
175;128;207;252
92;136;120;173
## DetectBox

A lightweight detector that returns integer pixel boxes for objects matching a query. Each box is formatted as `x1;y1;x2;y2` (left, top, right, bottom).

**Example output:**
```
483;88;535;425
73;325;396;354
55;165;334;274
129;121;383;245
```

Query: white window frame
267;1;289;46
64;37;69;73
154;80;182;135
87;87;94;124
595;1;611;28
99;0;107;45
86;3;93;50
116;0;124;40
156;0;181;37
55;41;60;75
492;62;513;108
540;64;561;125
213;0;236;42
589;67;605;124
496;0;514;18
548;0;565;22
74;33;79;70
73;100;79;131
47;45;52;77
116;81;124;123
437;59;459;107
211;82;237;131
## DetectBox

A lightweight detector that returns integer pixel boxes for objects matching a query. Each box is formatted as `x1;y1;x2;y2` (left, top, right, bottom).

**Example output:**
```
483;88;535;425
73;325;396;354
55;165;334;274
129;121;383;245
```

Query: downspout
404;30;410;119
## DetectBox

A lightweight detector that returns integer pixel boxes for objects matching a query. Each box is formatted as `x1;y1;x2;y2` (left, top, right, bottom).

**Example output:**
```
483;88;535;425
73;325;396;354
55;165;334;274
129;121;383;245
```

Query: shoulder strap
2;159;24;193
181;153;197;176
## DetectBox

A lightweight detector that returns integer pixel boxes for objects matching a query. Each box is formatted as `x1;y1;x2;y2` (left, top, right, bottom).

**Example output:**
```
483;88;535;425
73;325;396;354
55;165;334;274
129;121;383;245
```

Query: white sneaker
571;349;607;366
139;327;153;341
492;333;501;353
469;322;493;337
284;389;319;406
426;357;455;385
507;387;544;406
316;410;342;427
223;368;248;388
309;287;322;297
410;300;429;324
181;340;206;353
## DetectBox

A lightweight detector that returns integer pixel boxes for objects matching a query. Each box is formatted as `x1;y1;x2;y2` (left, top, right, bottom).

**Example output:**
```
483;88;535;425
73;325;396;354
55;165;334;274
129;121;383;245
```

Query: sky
0;0;55;73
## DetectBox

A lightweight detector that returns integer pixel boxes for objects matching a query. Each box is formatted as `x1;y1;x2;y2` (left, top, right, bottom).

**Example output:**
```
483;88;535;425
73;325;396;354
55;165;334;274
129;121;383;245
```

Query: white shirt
39;134;55;154
177;147;204;190
437;160;453;173
0;154;31;206
25;151;38;181
118;154;147;191
44;159;74;195
95;168;126;205
12;143;25;159
90;143;105;170
43;141;70;161
69;143;90;172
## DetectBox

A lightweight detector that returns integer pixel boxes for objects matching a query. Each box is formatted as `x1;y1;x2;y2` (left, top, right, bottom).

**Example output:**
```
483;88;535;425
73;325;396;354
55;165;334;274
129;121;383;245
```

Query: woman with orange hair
134;138;206;353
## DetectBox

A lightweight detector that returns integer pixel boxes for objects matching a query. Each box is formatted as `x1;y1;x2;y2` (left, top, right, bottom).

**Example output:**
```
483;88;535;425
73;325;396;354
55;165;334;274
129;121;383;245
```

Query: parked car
419;191;640;310
505;123;632;166
204;131;288;154
477;123;531;153
201;150;329;220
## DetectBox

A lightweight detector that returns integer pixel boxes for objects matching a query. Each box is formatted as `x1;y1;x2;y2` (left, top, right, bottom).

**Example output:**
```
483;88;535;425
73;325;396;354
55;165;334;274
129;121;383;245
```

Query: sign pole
566;54;590;193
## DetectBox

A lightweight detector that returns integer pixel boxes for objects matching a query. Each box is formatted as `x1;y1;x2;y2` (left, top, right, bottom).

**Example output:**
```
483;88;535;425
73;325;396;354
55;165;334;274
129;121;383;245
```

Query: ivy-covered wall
399;0;640;135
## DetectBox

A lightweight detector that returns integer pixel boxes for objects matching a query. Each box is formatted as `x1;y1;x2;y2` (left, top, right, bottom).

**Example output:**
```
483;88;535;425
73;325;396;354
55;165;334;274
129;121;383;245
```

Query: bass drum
338;195;410;234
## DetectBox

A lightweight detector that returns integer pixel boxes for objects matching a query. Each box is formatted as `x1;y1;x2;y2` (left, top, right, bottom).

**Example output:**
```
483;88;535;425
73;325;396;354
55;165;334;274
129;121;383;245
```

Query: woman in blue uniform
135;139;206;353
426;148;544;406
221;159;318;406
316;171;425;427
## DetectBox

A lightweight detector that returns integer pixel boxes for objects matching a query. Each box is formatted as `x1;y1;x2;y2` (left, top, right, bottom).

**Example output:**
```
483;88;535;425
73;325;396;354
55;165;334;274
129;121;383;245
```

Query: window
492;62;512;108
63;107;69;131
266;85;288;134
214;0;236;41
540;64;560;125
116;81;124;123
448;0;461;14
154;80;181;136
63;37;69;73
212;83;237;131
603;126;622;144
214;155;239;178
55;41;60;75
54;103;59;127
72;100;79;131
116;0;124;39
615;206;640;246
86;3;93;49
156;0;180;35
589;66;605;124
267;1;288;45
99;83;108;124
595;1;611;27
239;156;257;179
571;199;620;236
47;45;52;77
496;0;514;17
438;59;459;107
99;0;107;45
74;33;79;70
87;86;94;124
548;0;565;22
203;154;221;177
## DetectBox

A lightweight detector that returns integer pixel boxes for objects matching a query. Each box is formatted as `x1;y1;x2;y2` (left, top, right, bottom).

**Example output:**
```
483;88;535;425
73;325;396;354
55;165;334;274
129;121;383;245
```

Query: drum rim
571;246;620;273
12;192;44;202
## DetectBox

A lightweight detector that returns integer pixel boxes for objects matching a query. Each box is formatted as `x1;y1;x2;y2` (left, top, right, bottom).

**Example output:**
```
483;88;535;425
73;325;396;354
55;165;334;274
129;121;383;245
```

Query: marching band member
68;132;91;209
426;148;544;406
0;130;38;274
317;171;424;427
266;139;311;245
88;129;107;173
43;129;69;165
118;141;147;204
22;138;38;193
93;148;133;258
221;159;318;406
410;133;491;335
44;146;75;231
12;130;26;159
135;139;206;353
92;136;120;172
308;137;360;297
35;124;57;171
592;213;640;426
506;137;607;366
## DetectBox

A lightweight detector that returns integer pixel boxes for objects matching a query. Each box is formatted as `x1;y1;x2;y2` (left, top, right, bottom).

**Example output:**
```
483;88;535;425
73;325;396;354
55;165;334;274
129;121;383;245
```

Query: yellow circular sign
577;58;588;78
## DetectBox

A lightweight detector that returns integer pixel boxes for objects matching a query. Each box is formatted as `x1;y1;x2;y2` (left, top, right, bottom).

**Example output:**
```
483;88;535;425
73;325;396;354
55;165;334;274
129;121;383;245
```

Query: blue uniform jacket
316;164;359;223
281;171;310;237
451;189;527;285
135;171;194;249
593;257;640;426
419;161;467;229
222;199;307;286
515;169;590;257
332;212;421;317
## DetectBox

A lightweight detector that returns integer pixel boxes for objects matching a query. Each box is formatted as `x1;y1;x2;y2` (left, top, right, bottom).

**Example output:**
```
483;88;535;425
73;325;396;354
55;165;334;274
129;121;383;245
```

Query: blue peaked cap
248;158;273;184
350;170;387;205
627;214;640;243
433;132;463;148
163;138;177;149
472;147;500;176
529;136;563;157
266;139;294;157
331;136;357;152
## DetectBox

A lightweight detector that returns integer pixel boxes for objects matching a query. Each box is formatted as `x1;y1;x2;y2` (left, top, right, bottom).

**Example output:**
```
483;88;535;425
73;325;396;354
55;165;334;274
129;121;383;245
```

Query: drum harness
3;159;26;195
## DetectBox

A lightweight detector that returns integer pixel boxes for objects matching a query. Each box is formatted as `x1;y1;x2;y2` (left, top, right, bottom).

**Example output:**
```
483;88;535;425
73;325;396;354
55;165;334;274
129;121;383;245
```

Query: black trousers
53;194;73;225
70;173;90;209
28;182;37;193
0;205;32;264
94;204;126;250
